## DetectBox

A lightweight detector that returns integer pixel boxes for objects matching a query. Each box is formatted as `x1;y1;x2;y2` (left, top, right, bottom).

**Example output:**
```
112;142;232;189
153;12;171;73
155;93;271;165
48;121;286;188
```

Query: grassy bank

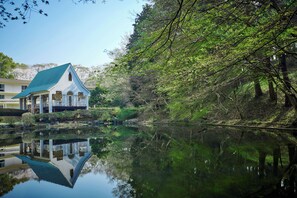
135;75;297;128
0;107;139;129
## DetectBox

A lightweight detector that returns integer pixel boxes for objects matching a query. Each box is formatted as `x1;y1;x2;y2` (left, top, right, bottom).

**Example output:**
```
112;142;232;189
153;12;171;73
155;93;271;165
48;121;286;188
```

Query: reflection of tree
124;128;295;197
112;180;134;198
90;137;111;158
0;174;28;196
79;126;297;197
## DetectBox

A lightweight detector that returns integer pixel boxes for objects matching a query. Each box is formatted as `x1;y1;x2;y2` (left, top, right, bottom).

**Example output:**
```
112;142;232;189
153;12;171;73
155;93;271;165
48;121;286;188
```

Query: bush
90;109;102;119
22;112;35;126
101;111;112;121
117;108;138;121
0;116;19;126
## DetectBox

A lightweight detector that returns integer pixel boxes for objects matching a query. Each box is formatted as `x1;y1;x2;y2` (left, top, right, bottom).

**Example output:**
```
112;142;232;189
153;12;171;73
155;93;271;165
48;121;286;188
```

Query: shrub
101;111;112;121
22;112;35;126
117;108;138;121
90;109;102;119
0;116;19;126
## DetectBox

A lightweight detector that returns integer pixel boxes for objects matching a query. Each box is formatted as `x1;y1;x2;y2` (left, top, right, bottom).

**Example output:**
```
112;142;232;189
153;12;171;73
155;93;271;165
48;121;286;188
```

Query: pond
0;126;296;198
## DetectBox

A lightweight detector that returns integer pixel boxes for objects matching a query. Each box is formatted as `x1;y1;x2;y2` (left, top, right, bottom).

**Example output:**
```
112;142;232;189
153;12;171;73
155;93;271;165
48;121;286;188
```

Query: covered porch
19;91;89;114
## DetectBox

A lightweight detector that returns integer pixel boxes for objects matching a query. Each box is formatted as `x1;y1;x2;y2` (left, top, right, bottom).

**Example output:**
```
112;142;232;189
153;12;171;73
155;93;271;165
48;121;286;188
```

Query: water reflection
0;126;297;197
17;138;91;188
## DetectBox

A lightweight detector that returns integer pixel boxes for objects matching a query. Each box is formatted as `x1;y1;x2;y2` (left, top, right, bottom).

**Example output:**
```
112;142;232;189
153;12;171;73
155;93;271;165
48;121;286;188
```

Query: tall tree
0;52;16;78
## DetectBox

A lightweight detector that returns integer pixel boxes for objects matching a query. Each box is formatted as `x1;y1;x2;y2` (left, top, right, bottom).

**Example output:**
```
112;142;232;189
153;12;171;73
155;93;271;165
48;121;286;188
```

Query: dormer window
68;73;72;81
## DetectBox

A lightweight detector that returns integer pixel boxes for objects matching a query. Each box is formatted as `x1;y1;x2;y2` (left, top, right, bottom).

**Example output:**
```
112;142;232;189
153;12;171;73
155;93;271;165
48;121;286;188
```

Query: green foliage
35;110;85;122
33;108;137;123
90;137;112;158
21;112;35;126
89;86;108;107
105;0;297;121
101;111;112;121
191;107;209;121
0;116;19;126
0;52;16;78
0;174;18;196
116;108;138;121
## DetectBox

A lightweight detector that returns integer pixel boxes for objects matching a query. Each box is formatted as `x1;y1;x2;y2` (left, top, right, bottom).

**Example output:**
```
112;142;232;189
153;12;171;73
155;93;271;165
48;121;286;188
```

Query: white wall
0;82;26;109
4;84;24;93
3;157;23;167
50;66;90;106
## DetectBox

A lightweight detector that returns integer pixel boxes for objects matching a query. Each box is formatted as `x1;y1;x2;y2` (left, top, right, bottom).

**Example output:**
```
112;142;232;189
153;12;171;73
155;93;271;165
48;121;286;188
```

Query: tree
0;52;16;78
89;86;108;107
124;0;297;114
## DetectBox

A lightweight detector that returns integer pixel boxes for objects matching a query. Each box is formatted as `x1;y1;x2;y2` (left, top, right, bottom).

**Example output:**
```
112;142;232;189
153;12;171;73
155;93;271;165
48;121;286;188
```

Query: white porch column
49;139;53;160
31;96;35;113
20;98;23;110
74;95;77;106
39;95;43;114
49;93;52;113
86;96;89;110
62;94;66;106
24;98;27;110
40;140;44;157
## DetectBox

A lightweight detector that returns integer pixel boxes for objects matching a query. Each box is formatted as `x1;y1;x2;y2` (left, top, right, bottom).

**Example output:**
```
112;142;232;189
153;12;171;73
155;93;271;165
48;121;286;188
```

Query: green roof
13;63;70;99
16;155;72;188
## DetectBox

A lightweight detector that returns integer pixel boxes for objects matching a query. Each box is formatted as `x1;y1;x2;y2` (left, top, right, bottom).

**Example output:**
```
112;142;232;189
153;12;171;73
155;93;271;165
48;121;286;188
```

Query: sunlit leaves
0;52;17;79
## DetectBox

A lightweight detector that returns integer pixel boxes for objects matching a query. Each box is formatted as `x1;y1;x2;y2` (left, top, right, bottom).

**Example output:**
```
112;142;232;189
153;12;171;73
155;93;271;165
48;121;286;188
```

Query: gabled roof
12;63;70;99
16;155;72;188
16;152;92;188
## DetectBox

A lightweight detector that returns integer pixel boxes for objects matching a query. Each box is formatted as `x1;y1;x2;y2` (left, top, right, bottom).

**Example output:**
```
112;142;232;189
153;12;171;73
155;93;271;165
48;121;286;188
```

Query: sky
0;0;146;67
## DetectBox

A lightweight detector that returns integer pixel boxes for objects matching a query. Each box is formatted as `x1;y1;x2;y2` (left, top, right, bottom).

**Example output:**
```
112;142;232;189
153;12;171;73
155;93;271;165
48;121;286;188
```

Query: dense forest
91;0;297;125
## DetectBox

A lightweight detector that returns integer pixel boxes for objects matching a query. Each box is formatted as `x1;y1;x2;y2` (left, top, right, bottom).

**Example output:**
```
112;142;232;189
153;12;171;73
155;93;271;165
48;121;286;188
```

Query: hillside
13;63;98;84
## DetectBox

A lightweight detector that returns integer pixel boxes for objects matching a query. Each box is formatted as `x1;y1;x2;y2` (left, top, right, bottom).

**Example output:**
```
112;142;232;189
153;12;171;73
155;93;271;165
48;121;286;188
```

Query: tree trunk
273;146;280;176
254;78;263;98
279;53;297;110
266;57;277;102
288;144;296;164
258;151;266;178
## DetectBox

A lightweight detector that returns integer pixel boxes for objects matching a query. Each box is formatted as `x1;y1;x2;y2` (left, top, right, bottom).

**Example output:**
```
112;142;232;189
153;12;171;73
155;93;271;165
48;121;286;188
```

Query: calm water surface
0;126;296;198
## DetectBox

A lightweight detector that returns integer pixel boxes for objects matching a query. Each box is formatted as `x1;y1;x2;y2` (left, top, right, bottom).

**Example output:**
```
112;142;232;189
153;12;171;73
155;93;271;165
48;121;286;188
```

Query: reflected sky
4;170;117;198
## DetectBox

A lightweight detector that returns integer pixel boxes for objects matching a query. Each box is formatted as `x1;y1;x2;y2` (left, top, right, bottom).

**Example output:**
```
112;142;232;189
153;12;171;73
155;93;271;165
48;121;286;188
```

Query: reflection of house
17;138;91;188
13;63;90;114
0;144;26;174
0;78;30;109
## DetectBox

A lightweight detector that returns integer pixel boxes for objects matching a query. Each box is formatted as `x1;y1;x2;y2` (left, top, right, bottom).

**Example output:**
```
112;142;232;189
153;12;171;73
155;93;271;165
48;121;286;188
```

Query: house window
0;84;4;92
21;85;27;91
0;159;4;167
0;105;3;109
0;95;4;99
68;73;72;81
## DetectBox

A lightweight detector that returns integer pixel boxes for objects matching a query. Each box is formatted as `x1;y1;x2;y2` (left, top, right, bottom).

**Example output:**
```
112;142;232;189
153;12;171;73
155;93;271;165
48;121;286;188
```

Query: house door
68;95;72;106
67;91;73;107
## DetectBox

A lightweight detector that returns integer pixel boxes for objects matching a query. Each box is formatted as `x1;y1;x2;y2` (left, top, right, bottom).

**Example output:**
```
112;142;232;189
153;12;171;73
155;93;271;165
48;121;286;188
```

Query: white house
13;63;90;114
0;78;30;109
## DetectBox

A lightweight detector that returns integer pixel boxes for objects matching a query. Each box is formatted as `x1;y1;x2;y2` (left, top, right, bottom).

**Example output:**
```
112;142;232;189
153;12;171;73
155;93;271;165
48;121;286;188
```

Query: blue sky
0;0;146;67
